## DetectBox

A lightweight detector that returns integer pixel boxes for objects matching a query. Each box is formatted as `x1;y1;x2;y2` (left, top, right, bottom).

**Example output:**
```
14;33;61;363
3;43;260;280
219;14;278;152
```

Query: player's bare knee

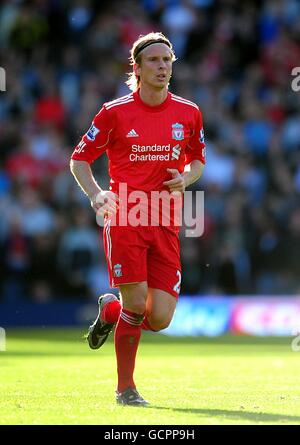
149;317;172;331
130;300;147;314
122;296;147;314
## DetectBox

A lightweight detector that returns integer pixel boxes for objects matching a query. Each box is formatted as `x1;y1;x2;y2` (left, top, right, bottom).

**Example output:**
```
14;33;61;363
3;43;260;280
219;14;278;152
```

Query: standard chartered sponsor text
132;144;171;152
130;153;170;161
130;144;170;161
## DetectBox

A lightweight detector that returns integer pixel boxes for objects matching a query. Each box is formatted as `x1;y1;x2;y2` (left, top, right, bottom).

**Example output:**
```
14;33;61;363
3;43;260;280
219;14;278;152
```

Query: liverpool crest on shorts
172;123;184;141
113;264;123;278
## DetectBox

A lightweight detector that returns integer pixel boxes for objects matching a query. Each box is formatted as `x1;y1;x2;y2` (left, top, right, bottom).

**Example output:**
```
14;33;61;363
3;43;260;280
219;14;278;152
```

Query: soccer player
70;32;205;406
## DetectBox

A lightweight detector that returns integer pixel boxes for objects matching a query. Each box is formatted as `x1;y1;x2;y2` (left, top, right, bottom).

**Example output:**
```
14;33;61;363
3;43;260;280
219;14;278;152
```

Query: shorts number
173;270;181;294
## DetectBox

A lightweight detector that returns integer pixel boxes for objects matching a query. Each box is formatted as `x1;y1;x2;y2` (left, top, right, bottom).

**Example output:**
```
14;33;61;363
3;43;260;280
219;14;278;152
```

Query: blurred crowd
0;0;300;302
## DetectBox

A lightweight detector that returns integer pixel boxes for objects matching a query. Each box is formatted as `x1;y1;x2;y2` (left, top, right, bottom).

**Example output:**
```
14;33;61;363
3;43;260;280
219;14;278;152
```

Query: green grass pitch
1;329;300;425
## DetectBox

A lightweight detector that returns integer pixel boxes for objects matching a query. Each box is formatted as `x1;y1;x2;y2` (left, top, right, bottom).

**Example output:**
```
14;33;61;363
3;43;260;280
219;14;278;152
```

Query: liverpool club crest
113;264;123;278
172;123;184;141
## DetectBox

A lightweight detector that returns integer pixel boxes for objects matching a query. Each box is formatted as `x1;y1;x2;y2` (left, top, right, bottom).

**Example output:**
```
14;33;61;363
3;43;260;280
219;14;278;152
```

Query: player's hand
163;169;186;195
90;190;119;217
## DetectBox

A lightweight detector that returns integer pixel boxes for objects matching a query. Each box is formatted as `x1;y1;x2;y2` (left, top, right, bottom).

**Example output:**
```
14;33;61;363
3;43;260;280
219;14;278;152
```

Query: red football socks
101;300;121;324
114;309;144;392
101;299;155;331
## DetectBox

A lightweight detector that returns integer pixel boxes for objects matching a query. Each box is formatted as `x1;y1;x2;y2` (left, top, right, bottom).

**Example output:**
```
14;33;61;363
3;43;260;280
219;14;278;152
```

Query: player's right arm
70;107;118;216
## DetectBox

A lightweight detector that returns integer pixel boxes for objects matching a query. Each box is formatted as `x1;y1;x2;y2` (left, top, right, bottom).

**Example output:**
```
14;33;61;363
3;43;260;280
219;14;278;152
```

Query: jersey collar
133;89;171;112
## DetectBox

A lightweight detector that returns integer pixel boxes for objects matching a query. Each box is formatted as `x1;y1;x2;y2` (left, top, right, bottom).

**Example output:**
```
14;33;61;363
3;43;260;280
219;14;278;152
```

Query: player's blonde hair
126;32;176;92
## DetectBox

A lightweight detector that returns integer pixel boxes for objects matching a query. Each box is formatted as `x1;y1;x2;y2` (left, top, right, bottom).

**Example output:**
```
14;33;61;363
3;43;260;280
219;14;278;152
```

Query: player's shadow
147;406;300;423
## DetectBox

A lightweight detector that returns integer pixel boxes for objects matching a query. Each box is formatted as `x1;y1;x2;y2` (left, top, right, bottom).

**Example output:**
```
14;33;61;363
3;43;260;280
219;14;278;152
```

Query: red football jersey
71;89;206;195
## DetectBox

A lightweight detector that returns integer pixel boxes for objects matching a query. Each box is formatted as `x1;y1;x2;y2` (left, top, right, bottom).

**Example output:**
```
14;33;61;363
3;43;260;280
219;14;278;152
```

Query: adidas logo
126;129;139;138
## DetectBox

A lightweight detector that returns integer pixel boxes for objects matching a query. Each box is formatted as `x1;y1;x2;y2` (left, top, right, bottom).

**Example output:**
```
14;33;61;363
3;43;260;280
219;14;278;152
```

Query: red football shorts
103;221;182;299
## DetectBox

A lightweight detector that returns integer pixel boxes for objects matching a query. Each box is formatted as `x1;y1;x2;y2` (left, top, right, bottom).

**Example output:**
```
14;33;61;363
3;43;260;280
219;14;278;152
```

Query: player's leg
146;226;181;331
101;222;150;405
145;288;177;331
115;281;149;406
87;222;148;350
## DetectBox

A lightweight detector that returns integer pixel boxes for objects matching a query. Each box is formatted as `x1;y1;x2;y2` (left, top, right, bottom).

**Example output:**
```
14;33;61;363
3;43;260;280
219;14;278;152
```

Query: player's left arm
182;159;204;187
163;108;205;193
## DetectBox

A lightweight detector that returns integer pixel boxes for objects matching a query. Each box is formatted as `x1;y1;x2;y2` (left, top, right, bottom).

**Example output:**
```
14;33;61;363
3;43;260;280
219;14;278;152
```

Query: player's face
136;43;173;90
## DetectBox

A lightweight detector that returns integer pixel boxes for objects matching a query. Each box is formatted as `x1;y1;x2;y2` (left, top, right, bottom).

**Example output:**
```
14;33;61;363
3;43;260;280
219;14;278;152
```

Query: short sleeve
71;106;113;164
185;109;206;165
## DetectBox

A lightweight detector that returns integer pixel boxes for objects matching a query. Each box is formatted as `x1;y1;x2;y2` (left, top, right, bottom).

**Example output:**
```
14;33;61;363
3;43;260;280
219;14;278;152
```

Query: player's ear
134;63;141;77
